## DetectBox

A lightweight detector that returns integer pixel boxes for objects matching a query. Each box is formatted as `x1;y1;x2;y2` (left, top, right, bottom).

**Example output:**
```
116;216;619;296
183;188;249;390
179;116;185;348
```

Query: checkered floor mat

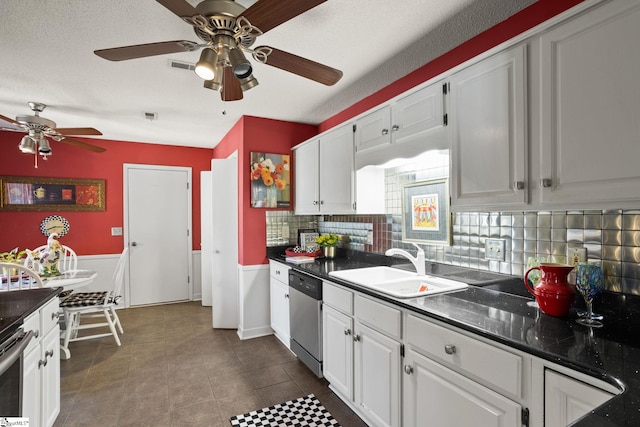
230;394;341;427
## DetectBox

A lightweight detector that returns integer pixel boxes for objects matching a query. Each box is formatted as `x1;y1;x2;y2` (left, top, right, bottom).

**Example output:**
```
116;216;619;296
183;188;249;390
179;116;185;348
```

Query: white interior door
200;170;213;306
211;157;238;329
125;164;191;306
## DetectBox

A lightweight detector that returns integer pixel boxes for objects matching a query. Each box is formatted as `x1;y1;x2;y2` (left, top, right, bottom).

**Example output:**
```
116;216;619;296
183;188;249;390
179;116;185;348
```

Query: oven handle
0;330;34;376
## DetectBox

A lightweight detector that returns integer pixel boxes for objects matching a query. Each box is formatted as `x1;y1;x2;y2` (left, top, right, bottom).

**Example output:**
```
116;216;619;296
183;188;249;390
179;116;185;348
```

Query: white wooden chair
59;248;128;359
0;262;43;290
27;244;78;273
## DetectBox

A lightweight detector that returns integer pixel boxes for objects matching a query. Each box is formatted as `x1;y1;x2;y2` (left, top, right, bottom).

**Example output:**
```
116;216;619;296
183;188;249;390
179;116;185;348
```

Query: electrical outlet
485;239;505;261
111;227;123;236
568;247;587;266
366;230;374;245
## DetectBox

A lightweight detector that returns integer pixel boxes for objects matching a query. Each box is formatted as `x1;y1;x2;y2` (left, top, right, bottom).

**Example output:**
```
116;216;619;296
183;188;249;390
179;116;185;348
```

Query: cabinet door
544;369;613;427
41;325;60;427
23;345;41;427
293;140;320;214
355;106;391;154
392;82;446;147
450;44;527;209
319;125;355;214
270;277;290;348
354;322;401;427
322;305;354;400
538;0;640;206
403;349;521;427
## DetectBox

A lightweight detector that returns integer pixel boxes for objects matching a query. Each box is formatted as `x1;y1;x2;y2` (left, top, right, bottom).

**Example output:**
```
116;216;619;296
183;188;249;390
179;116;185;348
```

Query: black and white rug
230;394;341;427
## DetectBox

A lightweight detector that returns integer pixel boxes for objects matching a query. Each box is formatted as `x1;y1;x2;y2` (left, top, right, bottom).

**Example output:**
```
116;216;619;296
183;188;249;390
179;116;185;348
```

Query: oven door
0;328;34;416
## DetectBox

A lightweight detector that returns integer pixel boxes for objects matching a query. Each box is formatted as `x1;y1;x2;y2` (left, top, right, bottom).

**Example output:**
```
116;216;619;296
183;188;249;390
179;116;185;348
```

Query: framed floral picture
250;152;290;208
401;178;451;245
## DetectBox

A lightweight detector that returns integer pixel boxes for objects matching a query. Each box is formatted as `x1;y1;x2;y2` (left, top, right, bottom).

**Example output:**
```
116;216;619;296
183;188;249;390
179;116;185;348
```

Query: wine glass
575;263;604;328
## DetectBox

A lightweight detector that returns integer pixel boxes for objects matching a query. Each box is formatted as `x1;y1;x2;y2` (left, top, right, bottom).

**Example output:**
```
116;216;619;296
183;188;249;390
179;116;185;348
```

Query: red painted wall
318;0;585;132
212;116;317;266
0;131;212;255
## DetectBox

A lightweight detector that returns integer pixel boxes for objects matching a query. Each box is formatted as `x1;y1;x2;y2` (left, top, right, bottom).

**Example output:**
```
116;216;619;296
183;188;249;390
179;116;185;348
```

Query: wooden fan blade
95;40;198;61
55;128;103;136
156;0;199;18
241;0;326;33
57;137;106;153
221;67;243;101
0;114;20;126
259;46;342;86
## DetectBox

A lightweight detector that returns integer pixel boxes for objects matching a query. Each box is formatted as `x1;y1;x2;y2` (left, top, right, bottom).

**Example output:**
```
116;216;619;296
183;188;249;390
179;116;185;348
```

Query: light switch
485;239;505;261
111;227;123;236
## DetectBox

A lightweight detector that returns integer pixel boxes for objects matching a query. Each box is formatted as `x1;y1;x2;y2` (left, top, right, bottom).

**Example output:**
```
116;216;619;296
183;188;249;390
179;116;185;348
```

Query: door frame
123;163;193;307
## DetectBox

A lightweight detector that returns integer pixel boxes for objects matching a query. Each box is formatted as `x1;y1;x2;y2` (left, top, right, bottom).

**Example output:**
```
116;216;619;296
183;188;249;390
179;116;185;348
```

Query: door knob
131;242;138;247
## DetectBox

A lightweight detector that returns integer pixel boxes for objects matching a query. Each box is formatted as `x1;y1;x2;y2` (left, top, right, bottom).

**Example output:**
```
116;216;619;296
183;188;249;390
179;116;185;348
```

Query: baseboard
236;325;273;340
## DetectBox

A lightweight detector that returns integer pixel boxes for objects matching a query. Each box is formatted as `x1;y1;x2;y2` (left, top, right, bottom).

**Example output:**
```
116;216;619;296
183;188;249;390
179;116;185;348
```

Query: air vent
168;59;195;71
144;112;158;121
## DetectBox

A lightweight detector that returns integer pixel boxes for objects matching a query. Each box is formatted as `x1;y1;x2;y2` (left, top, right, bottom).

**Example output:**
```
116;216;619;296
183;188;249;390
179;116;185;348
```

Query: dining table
42;269;97;292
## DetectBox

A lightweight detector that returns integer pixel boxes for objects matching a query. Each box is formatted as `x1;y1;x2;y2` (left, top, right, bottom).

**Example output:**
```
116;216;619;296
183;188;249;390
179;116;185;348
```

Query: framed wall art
250;152;291;208
401;178;451;245
0;176;105;211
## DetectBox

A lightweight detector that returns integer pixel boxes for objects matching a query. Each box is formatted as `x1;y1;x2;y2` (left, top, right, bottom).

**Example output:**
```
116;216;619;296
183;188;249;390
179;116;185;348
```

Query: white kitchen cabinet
355;81;449;169
322;281;401;427
536;0;640;207
23;296;60;427
450;44;527;210
403;348;521;427
293;124;355;214
269;260;290;348
544;369;614;427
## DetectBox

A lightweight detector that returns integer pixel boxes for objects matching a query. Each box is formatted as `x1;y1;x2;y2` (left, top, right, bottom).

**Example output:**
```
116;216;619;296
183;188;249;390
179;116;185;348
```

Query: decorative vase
524;263;576;317
266;184;278;208
323;246;337;259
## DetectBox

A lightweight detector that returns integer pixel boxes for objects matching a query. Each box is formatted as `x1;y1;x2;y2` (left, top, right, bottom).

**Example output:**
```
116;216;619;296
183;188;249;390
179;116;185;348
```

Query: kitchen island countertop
269;252;640;427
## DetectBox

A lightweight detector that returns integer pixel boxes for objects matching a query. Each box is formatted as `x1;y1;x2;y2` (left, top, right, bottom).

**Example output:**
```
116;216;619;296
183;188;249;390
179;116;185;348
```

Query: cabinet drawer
323;281;353;315
355;295;401;340
407;314;522;399
40;297;61;336
270;261;290;283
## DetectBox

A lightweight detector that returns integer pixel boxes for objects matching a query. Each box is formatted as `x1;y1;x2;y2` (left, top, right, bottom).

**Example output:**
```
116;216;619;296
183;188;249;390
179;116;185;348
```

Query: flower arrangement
0;247;28;264
251;156;289;190
316;234;340;247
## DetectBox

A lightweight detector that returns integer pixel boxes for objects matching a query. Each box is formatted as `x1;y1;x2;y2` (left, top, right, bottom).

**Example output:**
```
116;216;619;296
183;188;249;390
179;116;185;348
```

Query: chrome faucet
385;243;426;276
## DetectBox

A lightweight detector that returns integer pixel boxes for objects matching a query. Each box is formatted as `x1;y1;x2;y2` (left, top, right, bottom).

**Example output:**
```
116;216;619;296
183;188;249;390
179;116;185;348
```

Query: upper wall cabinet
536;0;640;207
354;81;450;169
450;44;527;210
294;124;356;215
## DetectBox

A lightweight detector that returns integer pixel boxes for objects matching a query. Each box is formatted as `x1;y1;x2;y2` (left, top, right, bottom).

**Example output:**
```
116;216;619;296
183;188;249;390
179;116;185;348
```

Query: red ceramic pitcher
524;263;575;317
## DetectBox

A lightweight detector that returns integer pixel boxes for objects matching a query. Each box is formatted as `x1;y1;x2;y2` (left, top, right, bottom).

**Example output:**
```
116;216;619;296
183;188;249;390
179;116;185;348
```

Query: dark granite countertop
0;288;62;341
268;248;639;427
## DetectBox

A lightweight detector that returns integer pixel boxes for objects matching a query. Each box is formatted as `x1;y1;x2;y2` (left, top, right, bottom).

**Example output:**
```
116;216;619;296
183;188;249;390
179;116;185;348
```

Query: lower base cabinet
403;348;521;427
22;297;61;427
544;369;615;427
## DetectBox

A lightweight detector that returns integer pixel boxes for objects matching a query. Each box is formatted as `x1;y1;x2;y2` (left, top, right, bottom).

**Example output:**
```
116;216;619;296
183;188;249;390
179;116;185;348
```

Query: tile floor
54;301;368;427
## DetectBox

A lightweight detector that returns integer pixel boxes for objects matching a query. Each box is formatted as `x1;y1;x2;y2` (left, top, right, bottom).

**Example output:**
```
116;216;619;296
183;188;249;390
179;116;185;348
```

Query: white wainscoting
77;250;202;308
237;264;272;340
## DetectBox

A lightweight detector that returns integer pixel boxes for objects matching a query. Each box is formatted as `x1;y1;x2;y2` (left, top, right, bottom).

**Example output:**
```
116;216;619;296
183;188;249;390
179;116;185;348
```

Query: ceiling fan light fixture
204;64;224;91
229;48;252;78
195;48;218;80
38;137;52;156
18;135;36;154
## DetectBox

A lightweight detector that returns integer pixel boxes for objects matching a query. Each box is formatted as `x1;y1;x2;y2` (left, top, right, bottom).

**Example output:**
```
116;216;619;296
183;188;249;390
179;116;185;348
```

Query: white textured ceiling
0;0;535;150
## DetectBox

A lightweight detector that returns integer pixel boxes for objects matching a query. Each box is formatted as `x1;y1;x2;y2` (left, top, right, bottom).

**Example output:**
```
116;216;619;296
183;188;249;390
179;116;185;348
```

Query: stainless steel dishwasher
288;270;323;377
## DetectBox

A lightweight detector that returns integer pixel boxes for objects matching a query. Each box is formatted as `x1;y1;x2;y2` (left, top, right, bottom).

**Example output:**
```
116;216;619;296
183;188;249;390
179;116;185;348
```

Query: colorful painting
402;178;451;245
0;176;105;211
250;152;290;208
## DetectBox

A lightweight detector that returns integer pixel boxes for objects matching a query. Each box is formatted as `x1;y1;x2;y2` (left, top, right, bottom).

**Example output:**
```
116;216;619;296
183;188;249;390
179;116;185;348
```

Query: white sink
328;267;468;298
329;266;415;285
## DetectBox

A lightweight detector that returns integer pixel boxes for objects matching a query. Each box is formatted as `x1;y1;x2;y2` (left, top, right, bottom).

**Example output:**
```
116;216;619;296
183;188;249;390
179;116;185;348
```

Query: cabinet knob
45;349;54;359
344;328;351;336
404;365;414;375
514;181;525;190
391;124;400;132
313;200;318;206
540;178;552;188
38;359;47;368
320;200;324;205
444;344;457;355
51;312;60;320
381;128;389;135
285;294;289;299
353;334;361;342
33;329;39;339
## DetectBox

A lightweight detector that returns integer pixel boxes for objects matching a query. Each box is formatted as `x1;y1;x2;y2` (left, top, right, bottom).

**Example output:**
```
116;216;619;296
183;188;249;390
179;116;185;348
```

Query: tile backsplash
266;153;640;296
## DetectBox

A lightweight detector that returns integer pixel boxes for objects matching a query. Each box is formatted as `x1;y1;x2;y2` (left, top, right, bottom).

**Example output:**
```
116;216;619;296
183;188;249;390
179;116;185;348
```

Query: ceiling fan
0;102;105;167
94;0;343;101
